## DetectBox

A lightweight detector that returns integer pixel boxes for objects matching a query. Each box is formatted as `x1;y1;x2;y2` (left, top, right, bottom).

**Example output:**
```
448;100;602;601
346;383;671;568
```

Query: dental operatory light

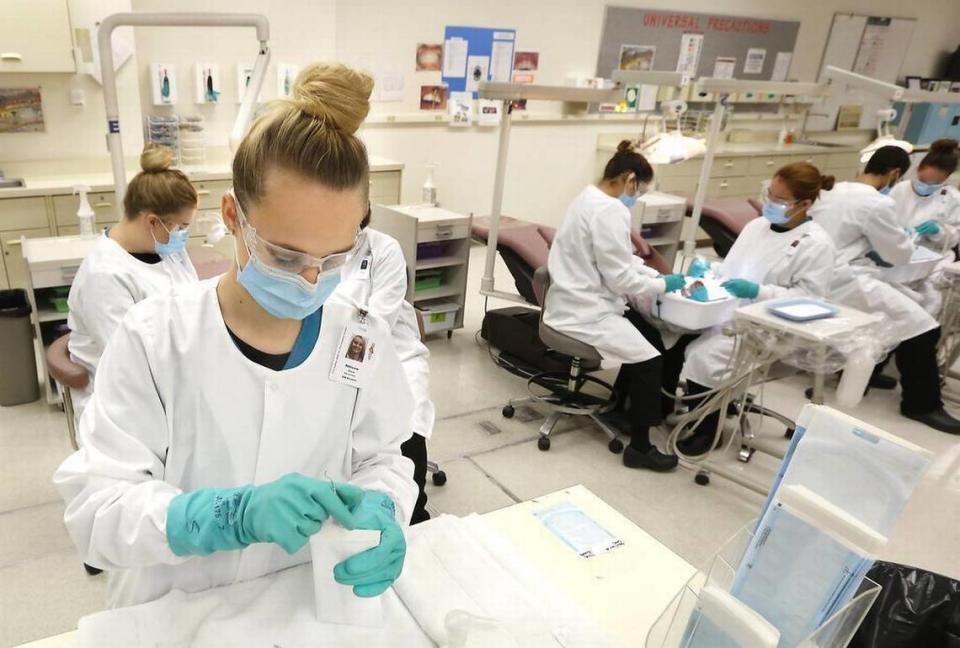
638;100;707;165
859;108;914;163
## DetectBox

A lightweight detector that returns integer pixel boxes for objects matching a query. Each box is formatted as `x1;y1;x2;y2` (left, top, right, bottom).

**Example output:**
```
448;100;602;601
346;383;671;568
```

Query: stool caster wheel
447;330;453;339
83;563;102;576
502;405;515;419
608;438;624;454
694;471;710;486
784;426;795;440
431;471;447;487
538;436;551;451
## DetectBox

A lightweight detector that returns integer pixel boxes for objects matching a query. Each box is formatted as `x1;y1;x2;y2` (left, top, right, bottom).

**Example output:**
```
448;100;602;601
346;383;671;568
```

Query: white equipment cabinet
0;0;75;73
370;204;471;338
632;191;686;269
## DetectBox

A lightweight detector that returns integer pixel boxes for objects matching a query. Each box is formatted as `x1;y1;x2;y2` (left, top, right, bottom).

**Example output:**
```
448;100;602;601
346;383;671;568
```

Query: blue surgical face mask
235;236;341;320
878;185;892;196
761;200;791;225
913;179;943;197
153;221;190;256
619;193;638;209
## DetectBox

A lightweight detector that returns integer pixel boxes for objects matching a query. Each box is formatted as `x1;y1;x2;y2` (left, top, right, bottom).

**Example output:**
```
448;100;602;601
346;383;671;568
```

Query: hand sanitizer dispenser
73;184;95;238
422;163;438;206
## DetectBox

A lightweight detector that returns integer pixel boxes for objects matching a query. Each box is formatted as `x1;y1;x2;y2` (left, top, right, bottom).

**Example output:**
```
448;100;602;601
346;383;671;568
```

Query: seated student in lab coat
811;146;960;434
675;163;837;456
332;216;436;525
54;63;418;608
889;139;960;315
66;144;199;423
544;141;687;472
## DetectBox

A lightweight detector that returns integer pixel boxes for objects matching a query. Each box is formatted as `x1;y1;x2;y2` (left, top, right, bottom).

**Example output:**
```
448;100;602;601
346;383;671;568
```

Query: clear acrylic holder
645;522;881;648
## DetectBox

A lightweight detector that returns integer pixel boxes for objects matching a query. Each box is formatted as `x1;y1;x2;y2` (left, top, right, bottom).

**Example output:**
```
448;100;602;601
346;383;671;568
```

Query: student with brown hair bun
55;63;417;608
66;143;199;423
676;162;838;456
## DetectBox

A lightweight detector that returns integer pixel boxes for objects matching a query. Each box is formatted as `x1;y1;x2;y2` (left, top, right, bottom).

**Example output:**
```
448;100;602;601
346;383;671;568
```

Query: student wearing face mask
812;146;960;434
54;63;417;608
544;140;687;472
674;163;837;456
66;144;199;424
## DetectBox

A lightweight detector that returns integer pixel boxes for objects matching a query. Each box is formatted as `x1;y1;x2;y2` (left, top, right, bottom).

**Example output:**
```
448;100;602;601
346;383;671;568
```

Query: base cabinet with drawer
370;204;471;338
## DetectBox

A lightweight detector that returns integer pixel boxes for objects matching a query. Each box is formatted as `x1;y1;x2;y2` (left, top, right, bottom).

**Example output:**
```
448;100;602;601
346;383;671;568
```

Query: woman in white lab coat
54;63;417;608
889;139;960;315
677;163;837;455
66;144;199;422
545;141;687;472
332;220;435;524
812;145;960;434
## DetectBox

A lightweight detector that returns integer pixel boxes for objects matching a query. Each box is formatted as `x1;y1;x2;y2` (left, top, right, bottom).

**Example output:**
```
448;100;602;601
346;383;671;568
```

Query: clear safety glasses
760;180;799;210
230;190;365;275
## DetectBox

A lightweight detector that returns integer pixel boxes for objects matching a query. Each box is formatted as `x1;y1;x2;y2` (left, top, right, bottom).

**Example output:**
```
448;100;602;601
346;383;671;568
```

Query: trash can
0;289;40;406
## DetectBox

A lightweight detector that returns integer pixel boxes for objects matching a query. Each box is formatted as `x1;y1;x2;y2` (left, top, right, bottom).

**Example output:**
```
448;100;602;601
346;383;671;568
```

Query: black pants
400;433;431;525
895;327;943;415
614;310;697;448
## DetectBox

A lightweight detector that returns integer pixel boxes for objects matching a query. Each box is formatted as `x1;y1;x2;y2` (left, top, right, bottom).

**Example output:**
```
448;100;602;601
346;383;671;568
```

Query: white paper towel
310;521;384;627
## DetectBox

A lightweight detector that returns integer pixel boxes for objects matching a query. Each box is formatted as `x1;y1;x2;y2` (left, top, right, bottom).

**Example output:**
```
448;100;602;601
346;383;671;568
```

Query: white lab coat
332;228;435;439
812;181;938;342
66;233;198;421
682;218;836;388
53;280;416;608
544;185;666;366
889;180;960;315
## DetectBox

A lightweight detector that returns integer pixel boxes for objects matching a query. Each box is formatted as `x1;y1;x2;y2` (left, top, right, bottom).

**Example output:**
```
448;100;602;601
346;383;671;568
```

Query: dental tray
881;246;944;284
766;298;838;322
652;278;740;331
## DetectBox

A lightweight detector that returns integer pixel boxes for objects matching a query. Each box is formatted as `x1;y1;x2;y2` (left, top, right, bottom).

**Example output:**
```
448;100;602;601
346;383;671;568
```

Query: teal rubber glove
689;284;709;302
722;278;760;299
333;491;406;598
915;220;941;237
167;473;363;557
661;273;686;293
688;258;712;278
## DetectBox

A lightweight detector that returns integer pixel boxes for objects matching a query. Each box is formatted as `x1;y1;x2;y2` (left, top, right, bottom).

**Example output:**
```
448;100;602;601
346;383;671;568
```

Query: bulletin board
807;14;917;131
442;26;517;98
595;6;800;81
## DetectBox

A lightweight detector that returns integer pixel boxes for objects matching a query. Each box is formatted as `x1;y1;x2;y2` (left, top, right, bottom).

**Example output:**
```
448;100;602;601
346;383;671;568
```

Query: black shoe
677;429;722;457
903;407;960;434
869;374;897;390
623;445;678;471
597;410;633;436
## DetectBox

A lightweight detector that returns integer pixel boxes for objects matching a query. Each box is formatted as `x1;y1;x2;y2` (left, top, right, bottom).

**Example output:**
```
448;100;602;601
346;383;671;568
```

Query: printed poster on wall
771;52;792;82
676;33;704;78
712;57;736;79
619;45;656;71
0;87;44;133
744;48;767;74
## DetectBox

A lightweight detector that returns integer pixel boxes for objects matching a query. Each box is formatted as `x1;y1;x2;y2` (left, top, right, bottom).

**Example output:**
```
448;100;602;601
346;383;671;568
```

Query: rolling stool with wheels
502;267;621;454
45;334;102;577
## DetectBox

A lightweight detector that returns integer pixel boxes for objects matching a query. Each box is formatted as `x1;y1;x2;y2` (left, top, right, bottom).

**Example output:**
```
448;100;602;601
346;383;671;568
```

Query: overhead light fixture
859;108;913;163
638;100;706;164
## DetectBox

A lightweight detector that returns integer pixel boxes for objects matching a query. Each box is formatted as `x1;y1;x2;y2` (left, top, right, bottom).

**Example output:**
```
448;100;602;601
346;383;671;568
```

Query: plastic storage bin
652;279;740;331
416;241;449;259
415;269;444;291
882;246;943;284
0;289;40;406
418;302;460;334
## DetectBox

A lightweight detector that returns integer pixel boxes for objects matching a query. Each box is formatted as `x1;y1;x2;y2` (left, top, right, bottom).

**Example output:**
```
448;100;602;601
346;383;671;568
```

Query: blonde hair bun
290;63;373;134
140;144;174;173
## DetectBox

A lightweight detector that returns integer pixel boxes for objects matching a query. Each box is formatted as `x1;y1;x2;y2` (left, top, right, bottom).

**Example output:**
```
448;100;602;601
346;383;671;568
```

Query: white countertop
0;155;403;200
13;485;695;648
597;140;863;158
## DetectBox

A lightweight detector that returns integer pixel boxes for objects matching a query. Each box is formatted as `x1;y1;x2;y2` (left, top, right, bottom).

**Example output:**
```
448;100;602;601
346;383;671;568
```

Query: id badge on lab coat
330;313;376;388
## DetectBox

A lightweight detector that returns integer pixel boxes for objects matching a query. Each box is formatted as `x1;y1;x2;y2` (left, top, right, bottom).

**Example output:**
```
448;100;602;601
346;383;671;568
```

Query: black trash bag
850;560;960;648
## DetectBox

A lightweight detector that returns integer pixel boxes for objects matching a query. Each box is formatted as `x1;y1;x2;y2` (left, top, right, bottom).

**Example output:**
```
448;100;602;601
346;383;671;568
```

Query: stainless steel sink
794;139;849;148
0;178;25;188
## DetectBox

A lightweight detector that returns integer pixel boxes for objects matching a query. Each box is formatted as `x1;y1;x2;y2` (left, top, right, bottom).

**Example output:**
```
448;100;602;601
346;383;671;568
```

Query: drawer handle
723;162;734;168
7;239;22;247
196;190;211;196
1;52;23;62
766;161;775;166
94;202;112;208
720;181;729;189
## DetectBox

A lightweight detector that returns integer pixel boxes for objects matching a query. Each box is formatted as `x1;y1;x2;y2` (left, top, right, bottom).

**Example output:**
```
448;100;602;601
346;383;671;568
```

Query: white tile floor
1;244;959;647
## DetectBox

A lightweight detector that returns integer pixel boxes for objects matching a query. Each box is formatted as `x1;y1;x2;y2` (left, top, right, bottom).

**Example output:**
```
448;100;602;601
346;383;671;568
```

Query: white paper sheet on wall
637;84;658;111
744;48;767;75
465;56;490;94
442;37;468;78
372;65;405;103
712;57;736;80
675;33;704;77
771;52;792;82
490;39;515;83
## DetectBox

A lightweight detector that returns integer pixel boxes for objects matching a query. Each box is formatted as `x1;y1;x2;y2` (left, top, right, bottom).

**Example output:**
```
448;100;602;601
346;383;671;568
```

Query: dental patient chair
691;197;761;258
502;266;622;454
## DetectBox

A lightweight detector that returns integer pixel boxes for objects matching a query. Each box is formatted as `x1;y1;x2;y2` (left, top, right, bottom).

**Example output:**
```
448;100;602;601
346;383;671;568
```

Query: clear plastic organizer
882;246;943;284
652;278;741;331
645;523;881;648
417;301;460;334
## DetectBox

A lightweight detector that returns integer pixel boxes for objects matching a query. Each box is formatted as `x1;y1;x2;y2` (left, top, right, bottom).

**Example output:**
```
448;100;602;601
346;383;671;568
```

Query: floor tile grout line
464;455;522;504
0;498;64;518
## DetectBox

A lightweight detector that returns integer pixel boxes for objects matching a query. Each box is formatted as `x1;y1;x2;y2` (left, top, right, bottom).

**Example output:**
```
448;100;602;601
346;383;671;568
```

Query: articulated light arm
98;12;270;212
